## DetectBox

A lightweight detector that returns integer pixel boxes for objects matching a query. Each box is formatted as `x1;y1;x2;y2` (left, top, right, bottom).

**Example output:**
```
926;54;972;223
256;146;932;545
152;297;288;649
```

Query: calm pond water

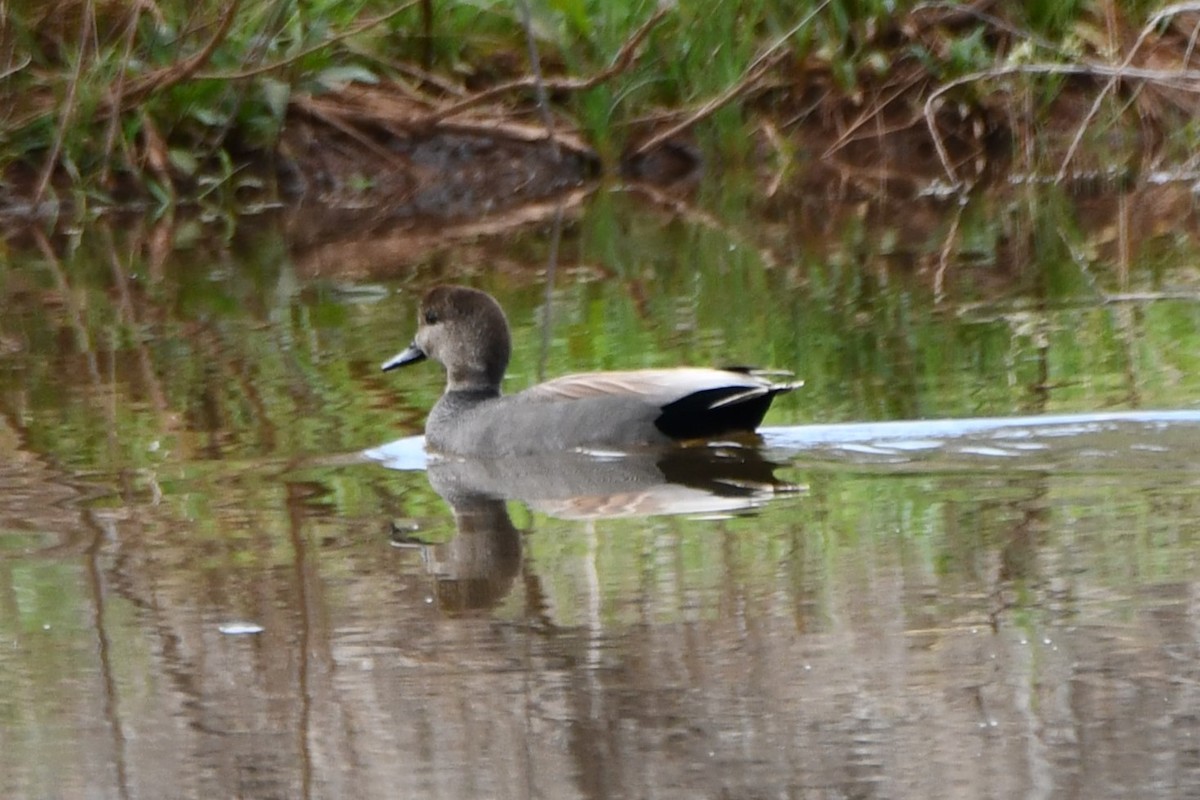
2;175;1200;799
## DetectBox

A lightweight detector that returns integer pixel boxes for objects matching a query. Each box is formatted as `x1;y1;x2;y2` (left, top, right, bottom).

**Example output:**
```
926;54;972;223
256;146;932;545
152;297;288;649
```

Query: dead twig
287;95;414;170
845;8;1039;181
922;4;1200;188
761;119;789;197
196;0;419;81
1056;3;1200;181
116;0;242;111
102;3;144;185
822;73;928;159
629;52;786;158
0;55;31;82
138;109;173;192
1184;11;1200;66
925;61;1200;187
392;62;467;99
910;2;1069;59
34;0;95;204
26;2;240;195
421;5;670;126
629;0;832;158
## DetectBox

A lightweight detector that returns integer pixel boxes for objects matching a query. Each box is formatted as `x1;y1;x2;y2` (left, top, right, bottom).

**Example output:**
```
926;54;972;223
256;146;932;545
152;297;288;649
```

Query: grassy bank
0;0;1193;215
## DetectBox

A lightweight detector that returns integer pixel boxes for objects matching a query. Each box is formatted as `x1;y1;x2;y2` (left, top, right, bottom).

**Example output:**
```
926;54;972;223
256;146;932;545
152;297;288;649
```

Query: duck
381;285;798;456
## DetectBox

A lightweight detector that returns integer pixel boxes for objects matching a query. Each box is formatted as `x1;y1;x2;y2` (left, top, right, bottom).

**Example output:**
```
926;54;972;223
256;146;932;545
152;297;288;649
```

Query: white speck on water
218;622;264;635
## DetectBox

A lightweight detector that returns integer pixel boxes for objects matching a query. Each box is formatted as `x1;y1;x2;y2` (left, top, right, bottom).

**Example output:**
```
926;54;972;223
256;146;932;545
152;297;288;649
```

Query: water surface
1;177;1199;798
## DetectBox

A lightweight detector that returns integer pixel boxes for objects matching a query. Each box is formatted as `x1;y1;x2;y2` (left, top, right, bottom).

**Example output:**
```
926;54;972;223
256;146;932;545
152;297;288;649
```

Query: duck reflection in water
385;445;800;614
377;284;800;611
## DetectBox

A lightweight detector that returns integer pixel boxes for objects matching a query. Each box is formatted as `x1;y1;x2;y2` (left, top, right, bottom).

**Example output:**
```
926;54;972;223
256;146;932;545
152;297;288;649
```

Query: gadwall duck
382;285;799;456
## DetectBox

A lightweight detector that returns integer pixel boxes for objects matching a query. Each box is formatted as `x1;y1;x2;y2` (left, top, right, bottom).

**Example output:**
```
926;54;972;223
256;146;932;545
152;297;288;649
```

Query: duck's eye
423;309;439;325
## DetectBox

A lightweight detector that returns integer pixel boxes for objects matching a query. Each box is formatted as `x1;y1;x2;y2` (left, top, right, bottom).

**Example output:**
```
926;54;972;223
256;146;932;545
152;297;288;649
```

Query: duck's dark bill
381;343;427;371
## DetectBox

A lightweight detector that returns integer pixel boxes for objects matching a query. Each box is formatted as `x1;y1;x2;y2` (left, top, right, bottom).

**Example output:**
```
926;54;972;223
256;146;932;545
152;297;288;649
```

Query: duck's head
382;285;512;393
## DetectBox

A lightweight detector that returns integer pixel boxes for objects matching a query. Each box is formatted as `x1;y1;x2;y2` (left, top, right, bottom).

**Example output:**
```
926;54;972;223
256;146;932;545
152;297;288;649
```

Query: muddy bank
275;85;601;257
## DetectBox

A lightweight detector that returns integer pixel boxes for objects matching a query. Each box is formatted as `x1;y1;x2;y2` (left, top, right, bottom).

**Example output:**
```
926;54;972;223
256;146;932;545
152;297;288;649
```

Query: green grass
1;0;1194;209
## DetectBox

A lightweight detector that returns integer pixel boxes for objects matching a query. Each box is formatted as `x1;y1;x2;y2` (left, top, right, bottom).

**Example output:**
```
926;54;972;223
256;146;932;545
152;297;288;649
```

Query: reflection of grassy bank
2;0;1195;213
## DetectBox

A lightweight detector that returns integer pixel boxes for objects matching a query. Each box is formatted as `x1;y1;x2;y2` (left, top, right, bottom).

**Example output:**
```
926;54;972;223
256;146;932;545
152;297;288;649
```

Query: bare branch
1056;12;1159;181
0;55;31;81
629;0;832;158
628;54;784;158
118;0;242;108
919;4;1200;188
421;6;670;126
196;0;420;81
35;0;96;204
925;61;1200;187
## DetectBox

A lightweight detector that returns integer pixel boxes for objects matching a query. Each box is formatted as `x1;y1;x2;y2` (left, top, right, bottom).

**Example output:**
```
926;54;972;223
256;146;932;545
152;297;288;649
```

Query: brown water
2;176;1200;799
